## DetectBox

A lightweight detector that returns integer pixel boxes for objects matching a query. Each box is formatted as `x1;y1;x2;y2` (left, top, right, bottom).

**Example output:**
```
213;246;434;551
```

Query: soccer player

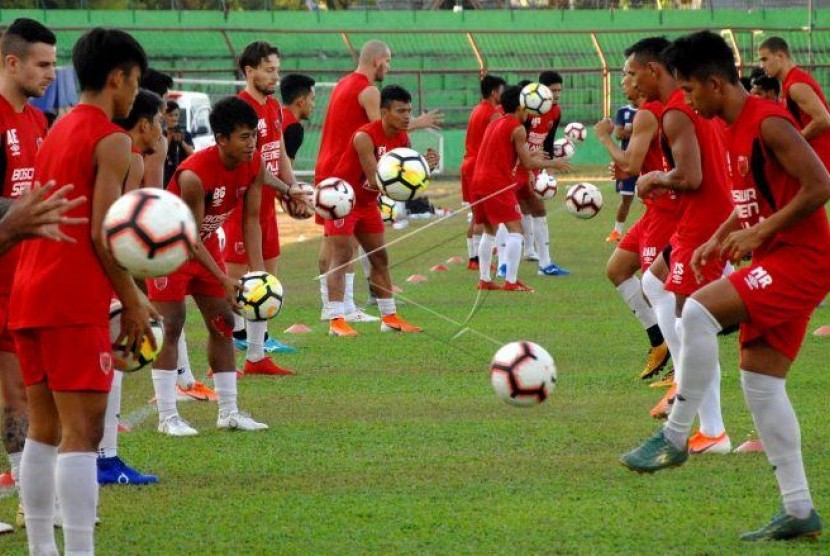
595;57;676;382
621;31;830;542
147;96;275;436
750;74;780;101
605;99;637;243
324;85;436;337
223;40;299;374
460;74;505;270
280;73;316;162
472;85;570;293
10;28;155;554
621;37;734;453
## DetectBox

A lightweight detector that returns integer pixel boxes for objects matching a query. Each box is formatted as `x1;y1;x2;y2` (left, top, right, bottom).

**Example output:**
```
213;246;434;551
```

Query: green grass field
2;176;830;554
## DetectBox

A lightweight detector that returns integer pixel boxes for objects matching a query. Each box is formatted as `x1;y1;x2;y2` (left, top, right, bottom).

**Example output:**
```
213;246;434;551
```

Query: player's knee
369;248;389;269
680;298;722;337
162;312;186;343
605;258;624;285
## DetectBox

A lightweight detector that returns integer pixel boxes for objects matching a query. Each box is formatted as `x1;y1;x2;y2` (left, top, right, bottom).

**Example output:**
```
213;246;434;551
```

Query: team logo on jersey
376;146;387;159
257;118;267;137
234;241;245;255
154;277;168;291
212;186;226;207
6;129;20;157
737;155;749;177
531;116;541;127
99;352;113;375
671;262;685;285
745;266;773;290
333;218;345;229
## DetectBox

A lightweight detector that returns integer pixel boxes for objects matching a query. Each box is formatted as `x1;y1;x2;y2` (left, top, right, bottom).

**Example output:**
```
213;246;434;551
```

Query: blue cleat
263;337;297;354
496;264;507;279
538;263;571;276
741;508;822;541
97;456;159;486
233;337;248;351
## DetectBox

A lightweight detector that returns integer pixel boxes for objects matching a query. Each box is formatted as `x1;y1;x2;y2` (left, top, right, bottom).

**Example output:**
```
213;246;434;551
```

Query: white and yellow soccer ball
104;189;197;278
553;138;576;158
533;170;558;200
109;300;164;373
279;181;315;220
314;178;355;220
378;195;397;223
564;122;587;143
565;182;603;219
376;147;430;202
236;271;284;321
519;82;554;115
490;341;557;407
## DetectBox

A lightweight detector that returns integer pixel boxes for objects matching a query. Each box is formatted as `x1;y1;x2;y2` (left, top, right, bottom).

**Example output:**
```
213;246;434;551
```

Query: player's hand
118;295;160;358
221;275;242;310
719;226;764;265
609;162;628;180
425;148;440;170
287;182;311;206
550;158;572;173
690;237;721;284
0;181;88;246
636;171;666;199
411;109;444;130
594;118;614;139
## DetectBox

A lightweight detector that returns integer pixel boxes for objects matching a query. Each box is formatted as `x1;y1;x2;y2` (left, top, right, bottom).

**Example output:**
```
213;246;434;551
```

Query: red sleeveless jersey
472;114;522;195
281;106;299;130
640;100;677;214
315;72;373;184
782;66;830;169
661;88;733;246
515;106;561;184
11;105;125;328
0;95;47;295
463;100;501;161
331;120;409;207
726;95;830;259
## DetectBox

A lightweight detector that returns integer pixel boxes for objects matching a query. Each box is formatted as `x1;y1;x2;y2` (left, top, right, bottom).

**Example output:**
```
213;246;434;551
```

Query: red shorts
472;189;521;226
730;246;830;361
324;202;385;236
460;157;475;204
665;236;725;296
223;211;280;264
13;326;113;392
0;294;15;353
619;208;678;272
147;247;226;301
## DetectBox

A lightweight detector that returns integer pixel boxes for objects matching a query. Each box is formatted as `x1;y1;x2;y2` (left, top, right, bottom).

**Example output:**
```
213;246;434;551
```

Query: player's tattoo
2;408;28;453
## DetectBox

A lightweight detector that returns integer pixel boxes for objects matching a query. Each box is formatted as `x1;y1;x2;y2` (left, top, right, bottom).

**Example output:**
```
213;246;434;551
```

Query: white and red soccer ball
279;181;315;220
104;188;197;278
490;341;557;407
565;182;603;219
553;138;576;159
533;170;558;200
314;178;355;220
564;122;587;143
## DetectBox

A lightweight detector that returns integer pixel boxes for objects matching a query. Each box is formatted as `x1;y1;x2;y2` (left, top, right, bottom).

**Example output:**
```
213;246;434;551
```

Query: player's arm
242;166;266;272
596;109;658;176
354;131;381;190
541;116;560;157
513;126;571;173
788;83;830;140
277;137;297;187
359;87;382;122
0;182;87;254
141;135;167;187
282;123;304;162
637;110;701;198
409;109;444;131
91;133;157;356
123;153;145;193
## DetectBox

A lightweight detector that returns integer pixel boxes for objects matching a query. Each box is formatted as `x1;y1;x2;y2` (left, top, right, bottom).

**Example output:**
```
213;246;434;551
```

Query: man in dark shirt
163;99;194;186
279;73;315;161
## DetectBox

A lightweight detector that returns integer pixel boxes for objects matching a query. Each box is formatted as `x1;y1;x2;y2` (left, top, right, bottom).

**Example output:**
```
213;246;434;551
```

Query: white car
167;90;215;151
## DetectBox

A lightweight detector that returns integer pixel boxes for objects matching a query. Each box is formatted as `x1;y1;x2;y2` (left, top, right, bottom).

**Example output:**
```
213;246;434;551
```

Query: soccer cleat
263;337;298;353
650;368;675;389
467;258;480;271
477;279;502;291
538;263;571;276
217;410;268;431
392;219;409;230
496;263;507;279
97;456;159;486
649;383;677;420
380;314;422;333
606;229;622;243
0;471;14;489
345;309;380;323
329;317;358;337
177;381;218;402
525;252;539;262
639;342;670;380
688;431;732;455
503;280;535;292
233;337;248;351
0;520;11;535
620;428;689;473
740;508;822;541
158;415;198;437
243;357;295;376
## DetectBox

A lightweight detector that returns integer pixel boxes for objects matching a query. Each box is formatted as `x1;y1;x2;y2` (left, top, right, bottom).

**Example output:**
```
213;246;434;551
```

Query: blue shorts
616;177;637;195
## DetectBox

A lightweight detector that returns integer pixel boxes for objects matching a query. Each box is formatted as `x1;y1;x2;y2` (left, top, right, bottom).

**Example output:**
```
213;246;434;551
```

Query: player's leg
494;224;508;278
530;195;569;276
0;351;27;487
519;198;536;262
349;243;379;322
641;250;677;383
607;178;635;242
502;219;533;292
318;236;332;320
326;228;359;336
225;260;250;347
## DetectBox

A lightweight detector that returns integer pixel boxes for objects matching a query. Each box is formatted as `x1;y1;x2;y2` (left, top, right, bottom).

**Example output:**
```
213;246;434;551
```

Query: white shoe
217;411;268;431
0;520;12;535
158;415;198;437
525;252;539;262
345;309;380;323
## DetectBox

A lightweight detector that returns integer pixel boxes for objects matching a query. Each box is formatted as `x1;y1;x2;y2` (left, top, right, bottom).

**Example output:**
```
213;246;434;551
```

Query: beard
255;82;276;97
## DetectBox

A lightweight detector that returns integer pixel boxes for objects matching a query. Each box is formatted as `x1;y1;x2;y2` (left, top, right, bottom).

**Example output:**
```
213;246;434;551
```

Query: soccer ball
533;170;558;200
109;300;164;373
104;189;197;278
564;122;587;143
378;195;397;223
314;178;355;220
565;183;603;219
519;82;554;115
553;138;576;158
235;271;284;321
279;182;314;220
376;147;430;202
490;341;557;407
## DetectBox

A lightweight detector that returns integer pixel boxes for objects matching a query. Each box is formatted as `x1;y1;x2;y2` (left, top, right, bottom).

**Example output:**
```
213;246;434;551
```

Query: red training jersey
472;114;523;195
0;95;47;295
11;105;124;329
726;95;830;259
782;66;830;170
281;106;299;130
515;106;561;184
462;100;502;162
640;100;678;214
331;120;410;207
315;72;373;185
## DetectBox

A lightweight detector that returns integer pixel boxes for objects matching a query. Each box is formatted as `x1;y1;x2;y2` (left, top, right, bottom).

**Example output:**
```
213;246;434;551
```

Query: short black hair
165;99;180;114
624;36;672;66
280;73;315;105
749;66;766;80
380;85;411;108
664;31;738;85
238;40;280;74
739;76;753;92
501;85;522;114
539;71;563;86
0;18;56;60
516;79;532;89
480;74;506;99
72;28;147;93
140;68;173;97
753;75;781;96
759;36;790;56
209;96;258;138
114;89;163;131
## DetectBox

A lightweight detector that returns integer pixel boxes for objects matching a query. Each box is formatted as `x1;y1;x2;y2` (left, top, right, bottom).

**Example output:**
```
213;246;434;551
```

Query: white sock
20;439;58;555
344;273;356;314
533;216;551;268
213;371;238;416
521;214;534;255
615;220;624;233
232;312;245;333
9;450;21;485
319;277;329;312
152;369;179;422
472;234;481;259
741;370;813;519
466;237;475;259
495;225;508;268
642;270;679;360
56;452;97;556
478;233;494;282
99;370;122;459
616;276;658;331
664;298;722;449
674;315;725;438
377;298;396;317
327;301;345;320
246;320;267;363
395;201;407;219
176;332;195;388
505;232;523;283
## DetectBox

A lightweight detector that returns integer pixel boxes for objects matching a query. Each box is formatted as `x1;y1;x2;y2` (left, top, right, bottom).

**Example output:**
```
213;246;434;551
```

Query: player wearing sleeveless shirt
622;32;830;543
279;73;316;162
606;102;638;242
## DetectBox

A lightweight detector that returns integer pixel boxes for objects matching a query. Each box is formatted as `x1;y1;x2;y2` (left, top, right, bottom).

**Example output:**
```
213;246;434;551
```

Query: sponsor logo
212;186;226;208
257;118;267;137
100;352;113;375
745;266;773;290
671;261;684;285
6;129;20;157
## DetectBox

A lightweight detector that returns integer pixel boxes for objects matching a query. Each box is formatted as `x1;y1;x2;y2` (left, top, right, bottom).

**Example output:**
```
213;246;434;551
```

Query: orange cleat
650;368;675;389
649;383;677;420
243;357;295;376
606;229;622;243
176;381;219;401
688;430;732;454
329;317;358;337
503;280;535;292
477;279;502;291
380;313;422;333
466;259;480;271
0;471;14;488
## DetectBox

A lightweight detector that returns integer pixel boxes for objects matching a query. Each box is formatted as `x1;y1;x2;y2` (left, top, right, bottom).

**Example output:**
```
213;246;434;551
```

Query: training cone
117;423;131;433
733;439;765;453
446;256;464;265
392;285;404;294
407;274;427;283
284;323;312;334
813;325;830;336
430;264;449;272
